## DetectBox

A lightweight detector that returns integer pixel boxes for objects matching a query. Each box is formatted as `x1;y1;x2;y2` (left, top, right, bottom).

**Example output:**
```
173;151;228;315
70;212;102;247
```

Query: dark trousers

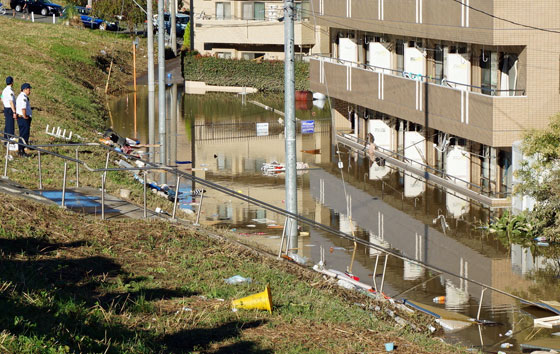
3;107;14;140
17;117;31;153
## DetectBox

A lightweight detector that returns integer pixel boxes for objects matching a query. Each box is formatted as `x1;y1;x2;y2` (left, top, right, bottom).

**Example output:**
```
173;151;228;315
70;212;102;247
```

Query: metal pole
101;174;105;220
277;218;289;259
3;143;8;178
189;0;194;51
477;288;487;321
170;0;177;56
158;0;167;169
75;148;79;187
172;175;180;220
143;171;147;218
38;151;42;189
379;254;389;293
104;151;110;175
373;254;379;290
147;0;155;163
284;0;298;254
194;191;204;226
61;162;67;208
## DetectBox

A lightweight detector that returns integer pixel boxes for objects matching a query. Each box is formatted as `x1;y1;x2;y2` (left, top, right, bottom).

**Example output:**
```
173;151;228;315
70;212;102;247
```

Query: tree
516;113;560;242
92;0;150;31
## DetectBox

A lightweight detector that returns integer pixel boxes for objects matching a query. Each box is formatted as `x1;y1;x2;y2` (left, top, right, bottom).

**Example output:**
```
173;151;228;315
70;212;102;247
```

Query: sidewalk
0;177;170;221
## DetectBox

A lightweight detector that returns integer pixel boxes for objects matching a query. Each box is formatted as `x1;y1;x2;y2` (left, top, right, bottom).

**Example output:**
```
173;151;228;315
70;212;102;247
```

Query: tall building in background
309;1;560;197
194;0;328;60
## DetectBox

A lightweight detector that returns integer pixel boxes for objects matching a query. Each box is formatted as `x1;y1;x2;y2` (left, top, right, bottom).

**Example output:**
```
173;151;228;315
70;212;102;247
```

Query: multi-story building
194;0;328;60
308;1;560;197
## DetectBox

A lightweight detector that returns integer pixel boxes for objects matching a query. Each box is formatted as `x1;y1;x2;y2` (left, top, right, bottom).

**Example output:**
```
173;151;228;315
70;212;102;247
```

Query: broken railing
0;134;541;325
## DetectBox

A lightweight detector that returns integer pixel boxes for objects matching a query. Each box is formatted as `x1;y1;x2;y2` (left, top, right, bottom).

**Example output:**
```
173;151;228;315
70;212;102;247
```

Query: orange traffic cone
232;285;272;313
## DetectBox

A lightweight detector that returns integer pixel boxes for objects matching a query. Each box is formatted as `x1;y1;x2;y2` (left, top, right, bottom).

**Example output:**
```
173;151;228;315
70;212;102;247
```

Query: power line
447;0;560;34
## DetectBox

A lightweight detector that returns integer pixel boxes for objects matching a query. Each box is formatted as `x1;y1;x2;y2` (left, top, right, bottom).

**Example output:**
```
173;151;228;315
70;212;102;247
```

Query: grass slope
0;194;465;353
0;18;171;211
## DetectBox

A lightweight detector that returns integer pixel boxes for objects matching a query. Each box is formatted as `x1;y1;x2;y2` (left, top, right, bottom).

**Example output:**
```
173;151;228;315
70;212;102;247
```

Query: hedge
182;52;309;93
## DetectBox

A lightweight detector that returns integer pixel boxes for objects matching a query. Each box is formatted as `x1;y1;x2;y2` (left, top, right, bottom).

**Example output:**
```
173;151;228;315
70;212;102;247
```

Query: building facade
309;0;560;197
194;0;328;60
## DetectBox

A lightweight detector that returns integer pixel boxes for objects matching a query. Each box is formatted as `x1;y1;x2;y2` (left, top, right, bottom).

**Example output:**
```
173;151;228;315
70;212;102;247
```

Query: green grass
0;194;467;353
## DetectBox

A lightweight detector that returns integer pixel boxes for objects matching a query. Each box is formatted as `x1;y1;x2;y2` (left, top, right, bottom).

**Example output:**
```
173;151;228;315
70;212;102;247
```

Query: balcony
312;0;552;45
310;56;529;147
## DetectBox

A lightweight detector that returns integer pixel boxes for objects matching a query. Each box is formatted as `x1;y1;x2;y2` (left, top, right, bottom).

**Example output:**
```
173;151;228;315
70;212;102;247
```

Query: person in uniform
15;83;32;157
1;76;17;141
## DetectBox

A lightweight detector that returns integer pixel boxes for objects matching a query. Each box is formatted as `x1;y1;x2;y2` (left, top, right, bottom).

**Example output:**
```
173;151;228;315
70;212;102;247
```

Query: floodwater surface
108;85;560;353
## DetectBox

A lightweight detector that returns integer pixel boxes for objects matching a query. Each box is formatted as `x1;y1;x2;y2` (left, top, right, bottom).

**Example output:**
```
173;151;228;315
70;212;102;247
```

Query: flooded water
109;85;560;353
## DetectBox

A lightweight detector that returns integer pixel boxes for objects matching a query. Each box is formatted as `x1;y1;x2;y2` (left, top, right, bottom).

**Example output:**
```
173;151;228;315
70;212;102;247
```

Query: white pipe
313;266;374;292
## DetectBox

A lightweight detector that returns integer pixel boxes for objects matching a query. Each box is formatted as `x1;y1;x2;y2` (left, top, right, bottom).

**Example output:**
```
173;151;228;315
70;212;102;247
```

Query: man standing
15;83;32;157
1;76;17;142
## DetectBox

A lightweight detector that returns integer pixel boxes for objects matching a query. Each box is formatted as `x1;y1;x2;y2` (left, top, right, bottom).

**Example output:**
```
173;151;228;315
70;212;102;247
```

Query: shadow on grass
0;238;178;351
162;320;272;354
0;237;88;256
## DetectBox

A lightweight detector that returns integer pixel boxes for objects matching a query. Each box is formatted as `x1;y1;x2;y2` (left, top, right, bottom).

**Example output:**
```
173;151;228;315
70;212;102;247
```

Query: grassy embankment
0;18;468;353
182;52;310;93
0;16;174;211
0;193;468;353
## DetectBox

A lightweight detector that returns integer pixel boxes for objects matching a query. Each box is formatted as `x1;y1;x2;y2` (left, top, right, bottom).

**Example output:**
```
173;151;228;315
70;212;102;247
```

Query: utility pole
170;0;177;56
284;0;298;254
147;0;156;162
158;0;166;168
189;0;194;51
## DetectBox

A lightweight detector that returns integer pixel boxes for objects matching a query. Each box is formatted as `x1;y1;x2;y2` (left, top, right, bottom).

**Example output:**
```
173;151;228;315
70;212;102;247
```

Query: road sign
302;120;315;134
256;122;269;136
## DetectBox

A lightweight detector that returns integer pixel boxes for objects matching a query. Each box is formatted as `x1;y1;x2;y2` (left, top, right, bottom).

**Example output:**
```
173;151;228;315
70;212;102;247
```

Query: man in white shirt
15;83;32;157
1;76;17;141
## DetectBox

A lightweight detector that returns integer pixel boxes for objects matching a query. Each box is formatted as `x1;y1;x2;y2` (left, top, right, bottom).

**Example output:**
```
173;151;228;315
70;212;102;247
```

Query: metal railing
1;135;182;221
341;133;484;192
0;133;539;316
312;54;526;96
194;120;330;142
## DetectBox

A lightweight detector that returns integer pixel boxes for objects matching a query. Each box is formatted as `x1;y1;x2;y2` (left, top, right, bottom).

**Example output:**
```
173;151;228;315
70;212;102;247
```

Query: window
396;40;404;72
215;2;231;20
294;1;310;21
480;50;498;95
434;46;444;81
242;2;265;20
242;2;253;20
254;2;265;20
217;52;232;59
241;52;265;60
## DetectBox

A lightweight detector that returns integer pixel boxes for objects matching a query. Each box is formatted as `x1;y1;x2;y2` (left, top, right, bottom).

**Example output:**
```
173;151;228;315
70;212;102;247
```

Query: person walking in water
1;76;17;142
15;83;32;157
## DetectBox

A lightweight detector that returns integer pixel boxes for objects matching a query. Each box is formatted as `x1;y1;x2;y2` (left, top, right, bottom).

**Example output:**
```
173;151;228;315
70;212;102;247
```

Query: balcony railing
312;54;526;97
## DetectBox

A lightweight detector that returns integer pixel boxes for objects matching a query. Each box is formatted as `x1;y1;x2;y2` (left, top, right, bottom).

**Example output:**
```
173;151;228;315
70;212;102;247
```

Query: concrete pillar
470;142;482;188
425;128;436;167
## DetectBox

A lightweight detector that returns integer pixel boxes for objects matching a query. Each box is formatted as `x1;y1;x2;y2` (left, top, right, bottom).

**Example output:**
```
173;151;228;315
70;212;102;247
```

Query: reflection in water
108;86;560;353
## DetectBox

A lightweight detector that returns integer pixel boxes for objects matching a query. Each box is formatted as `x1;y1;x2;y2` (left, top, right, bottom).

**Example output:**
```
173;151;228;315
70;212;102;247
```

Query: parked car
165;13;189;36
75;6;119;31
153;13;189;36
11;0;62;16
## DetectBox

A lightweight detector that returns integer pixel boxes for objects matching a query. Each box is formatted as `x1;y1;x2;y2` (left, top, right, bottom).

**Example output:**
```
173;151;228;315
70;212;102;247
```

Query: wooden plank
534;315;560;329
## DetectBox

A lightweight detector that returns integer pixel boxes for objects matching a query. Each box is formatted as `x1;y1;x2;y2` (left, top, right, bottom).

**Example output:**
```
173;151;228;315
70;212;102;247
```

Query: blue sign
301;120;315;134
